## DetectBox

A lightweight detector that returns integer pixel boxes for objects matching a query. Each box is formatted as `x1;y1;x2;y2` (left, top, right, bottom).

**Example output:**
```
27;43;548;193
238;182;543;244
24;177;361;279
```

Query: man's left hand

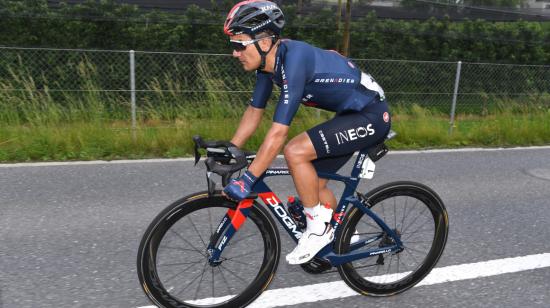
223;170;257;202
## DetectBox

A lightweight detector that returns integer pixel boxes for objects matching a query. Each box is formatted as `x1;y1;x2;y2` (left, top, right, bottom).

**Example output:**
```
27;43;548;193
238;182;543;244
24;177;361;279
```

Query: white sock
303;203;332;235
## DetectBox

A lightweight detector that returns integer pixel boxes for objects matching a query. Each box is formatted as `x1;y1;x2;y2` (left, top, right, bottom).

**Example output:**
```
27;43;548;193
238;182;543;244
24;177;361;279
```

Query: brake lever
194;143;201;166
193;135;204;166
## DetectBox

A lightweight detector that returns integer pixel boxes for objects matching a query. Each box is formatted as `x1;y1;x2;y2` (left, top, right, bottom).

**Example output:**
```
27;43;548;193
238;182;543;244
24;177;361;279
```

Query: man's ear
259;38;273;52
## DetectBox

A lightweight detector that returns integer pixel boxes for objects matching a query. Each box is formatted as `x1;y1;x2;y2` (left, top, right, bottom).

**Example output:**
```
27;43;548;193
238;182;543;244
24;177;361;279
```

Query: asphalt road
1;147;549;308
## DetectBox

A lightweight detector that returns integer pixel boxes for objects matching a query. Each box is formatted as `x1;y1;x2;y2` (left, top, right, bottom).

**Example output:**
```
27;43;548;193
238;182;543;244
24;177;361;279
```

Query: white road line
137;252;550;308
2;146;550;168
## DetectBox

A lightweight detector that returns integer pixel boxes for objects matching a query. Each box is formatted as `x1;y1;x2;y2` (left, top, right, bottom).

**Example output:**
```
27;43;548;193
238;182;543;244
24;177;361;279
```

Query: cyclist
222;0;391;265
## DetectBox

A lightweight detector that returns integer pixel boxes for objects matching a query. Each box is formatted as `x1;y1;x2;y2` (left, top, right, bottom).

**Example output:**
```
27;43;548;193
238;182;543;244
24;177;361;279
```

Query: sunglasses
229;36;275;51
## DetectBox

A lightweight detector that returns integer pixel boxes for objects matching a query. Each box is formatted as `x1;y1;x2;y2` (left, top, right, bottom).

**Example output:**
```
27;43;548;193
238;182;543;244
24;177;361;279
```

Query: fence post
449;60;462;135
129;50;137;142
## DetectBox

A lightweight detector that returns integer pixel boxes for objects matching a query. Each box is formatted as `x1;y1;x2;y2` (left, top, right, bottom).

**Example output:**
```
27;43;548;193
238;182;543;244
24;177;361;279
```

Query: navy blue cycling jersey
250;39;385;126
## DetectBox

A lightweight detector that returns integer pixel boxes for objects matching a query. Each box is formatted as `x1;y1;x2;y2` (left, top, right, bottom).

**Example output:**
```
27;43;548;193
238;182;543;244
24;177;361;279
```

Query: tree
335;0;343;51
341;0;352;56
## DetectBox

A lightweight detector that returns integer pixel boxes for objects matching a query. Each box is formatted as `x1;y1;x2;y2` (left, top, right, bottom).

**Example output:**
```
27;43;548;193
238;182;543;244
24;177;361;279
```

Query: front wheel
137;191;281;308
336;181;449;296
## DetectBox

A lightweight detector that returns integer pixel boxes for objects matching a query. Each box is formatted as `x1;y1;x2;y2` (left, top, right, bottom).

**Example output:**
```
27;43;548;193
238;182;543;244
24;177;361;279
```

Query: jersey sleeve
249;71;273;109
272;51;311;126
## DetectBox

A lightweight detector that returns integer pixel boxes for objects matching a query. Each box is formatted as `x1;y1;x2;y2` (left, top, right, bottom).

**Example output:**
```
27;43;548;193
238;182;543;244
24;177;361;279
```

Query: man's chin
242;64;258;72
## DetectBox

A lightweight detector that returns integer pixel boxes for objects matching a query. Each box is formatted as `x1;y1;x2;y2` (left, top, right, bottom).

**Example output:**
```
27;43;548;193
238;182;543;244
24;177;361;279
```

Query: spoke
211;266;215;299
400;196;409;232
404;246;422;264
158;259;204;267
397;253;410;272
193;259;209;300
401;215;435;234
224;249;264;260
381;200;387;225
359;219;380;231
219;263;249;284
349;262;379;271
174;268;206;297
227;232;258;246
401;198;421;231
401;204;429;235
169;229;207;257
393;198;397;230
224;257;256;267
387;253;394;275
396;253;400;273
353;263;379;274
401;239;433;245
402;227;435;241
188;215;208;249
159;246;205;255
404;244;430;255
162;261;202;284
217;266;233;296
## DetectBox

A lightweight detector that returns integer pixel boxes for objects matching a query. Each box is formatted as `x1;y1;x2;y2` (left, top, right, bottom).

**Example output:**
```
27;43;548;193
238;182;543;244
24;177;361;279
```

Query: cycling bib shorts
308;101;391;174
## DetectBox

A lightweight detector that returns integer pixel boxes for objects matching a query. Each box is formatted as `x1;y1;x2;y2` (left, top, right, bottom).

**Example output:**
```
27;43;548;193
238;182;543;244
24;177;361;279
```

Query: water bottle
287;196;307;230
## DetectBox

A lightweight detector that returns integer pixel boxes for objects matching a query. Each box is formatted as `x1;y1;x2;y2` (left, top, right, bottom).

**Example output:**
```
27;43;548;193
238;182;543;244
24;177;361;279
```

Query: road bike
137;132;449;307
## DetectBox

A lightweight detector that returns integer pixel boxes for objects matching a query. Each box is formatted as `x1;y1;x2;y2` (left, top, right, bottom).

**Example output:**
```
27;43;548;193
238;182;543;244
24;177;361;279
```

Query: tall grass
1;103;549;162
390;101;550;148
0;56;129;126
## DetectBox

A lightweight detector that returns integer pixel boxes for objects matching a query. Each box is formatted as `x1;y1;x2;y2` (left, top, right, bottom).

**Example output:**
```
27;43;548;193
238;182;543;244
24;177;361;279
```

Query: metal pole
449;60;462;135
129;50;136;142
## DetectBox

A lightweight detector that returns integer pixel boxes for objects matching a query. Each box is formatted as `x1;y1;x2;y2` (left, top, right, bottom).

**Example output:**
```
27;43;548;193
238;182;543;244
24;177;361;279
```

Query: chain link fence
1;46;548;126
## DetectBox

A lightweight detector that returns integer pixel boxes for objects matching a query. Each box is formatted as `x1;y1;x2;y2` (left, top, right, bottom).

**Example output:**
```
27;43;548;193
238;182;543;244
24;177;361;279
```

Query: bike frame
207;146;403;267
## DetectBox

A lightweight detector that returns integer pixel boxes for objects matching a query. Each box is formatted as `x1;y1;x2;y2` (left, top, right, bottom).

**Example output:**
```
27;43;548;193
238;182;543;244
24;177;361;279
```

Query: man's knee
284;133;317;164
283;142;302;163
284;142;311;164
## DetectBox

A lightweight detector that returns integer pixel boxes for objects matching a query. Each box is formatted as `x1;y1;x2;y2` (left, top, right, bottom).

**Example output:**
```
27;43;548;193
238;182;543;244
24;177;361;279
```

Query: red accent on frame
231;199;254;230
333;212;344;224
259;192;281;205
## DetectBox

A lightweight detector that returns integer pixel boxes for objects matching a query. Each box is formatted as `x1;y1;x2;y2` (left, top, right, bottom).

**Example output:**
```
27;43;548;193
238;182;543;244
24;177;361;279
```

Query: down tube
255;185;303;243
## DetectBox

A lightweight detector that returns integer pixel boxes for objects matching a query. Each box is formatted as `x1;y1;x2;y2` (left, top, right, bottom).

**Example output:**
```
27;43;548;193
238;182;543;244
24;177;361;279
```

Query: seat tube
328;148;369;229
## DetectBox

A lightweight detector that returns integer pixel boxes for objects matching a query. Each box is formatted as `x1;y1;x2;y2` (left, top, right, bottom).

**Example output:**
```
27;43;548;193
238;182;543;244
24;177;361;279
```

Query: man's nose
232;50;241;57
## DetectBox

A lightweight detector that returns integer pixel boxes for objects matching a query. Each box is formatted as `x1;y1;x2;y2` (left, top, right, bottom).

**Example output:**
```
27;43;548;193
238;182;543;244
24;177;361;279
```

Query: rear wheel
336;181;449;296
137;192;281;307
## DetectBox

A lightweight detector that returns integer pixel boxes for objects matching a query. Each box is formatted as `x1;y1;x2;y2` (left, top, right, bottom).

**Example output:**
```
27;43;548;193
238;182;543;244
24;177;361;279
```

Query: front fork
207;199;254;265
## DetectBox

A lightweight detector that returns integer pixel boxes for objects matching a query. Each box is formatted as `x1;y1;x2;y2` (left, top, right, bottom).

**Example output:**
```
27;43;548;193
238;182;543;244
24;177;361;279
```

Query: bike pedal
300;258;333;274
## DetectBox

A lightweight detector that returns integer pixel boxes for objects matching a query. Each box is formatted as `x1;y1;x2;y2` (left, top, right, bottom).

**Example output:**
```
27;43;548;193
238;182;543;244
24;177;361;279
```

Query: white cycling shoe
351;230;361;244
286;224;334;265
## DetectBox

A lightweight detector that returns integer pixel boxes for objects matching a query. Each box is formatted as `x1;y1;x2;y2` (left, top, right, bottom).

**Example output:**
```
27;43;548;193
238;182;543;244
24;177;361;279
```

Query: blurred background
0;0;548;161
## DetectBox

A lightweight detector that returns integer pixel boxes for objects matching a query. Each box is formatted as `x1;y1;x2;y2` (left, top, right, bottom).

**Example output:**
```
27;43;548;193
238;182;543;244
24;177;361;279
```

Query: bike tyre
336;181;449;296
137;191;281;308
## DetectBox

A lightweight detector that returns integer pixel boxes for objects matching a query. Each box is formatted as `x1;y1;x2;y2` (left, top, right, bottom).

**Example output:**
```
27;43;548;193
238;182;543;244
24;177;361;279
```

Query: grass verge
1;104;550;162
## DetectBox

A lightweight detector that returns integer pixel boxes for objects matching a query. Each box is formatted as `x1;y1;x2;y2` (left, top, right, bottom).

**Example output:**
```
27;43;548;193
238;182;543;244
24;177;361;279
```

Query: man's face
229;34;262;72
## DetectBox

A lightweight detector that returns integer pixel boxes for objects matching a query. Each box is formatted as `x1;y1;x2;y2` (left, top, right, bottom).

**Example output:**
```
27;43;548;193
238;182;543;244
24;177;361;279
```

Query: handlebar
193;135;253;188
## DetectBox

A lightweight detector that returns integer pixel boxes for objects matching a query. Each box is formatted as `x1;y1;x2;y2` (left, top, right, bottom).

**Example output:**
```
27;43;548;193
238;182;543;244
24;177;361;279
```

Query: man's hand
223;170;257;202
